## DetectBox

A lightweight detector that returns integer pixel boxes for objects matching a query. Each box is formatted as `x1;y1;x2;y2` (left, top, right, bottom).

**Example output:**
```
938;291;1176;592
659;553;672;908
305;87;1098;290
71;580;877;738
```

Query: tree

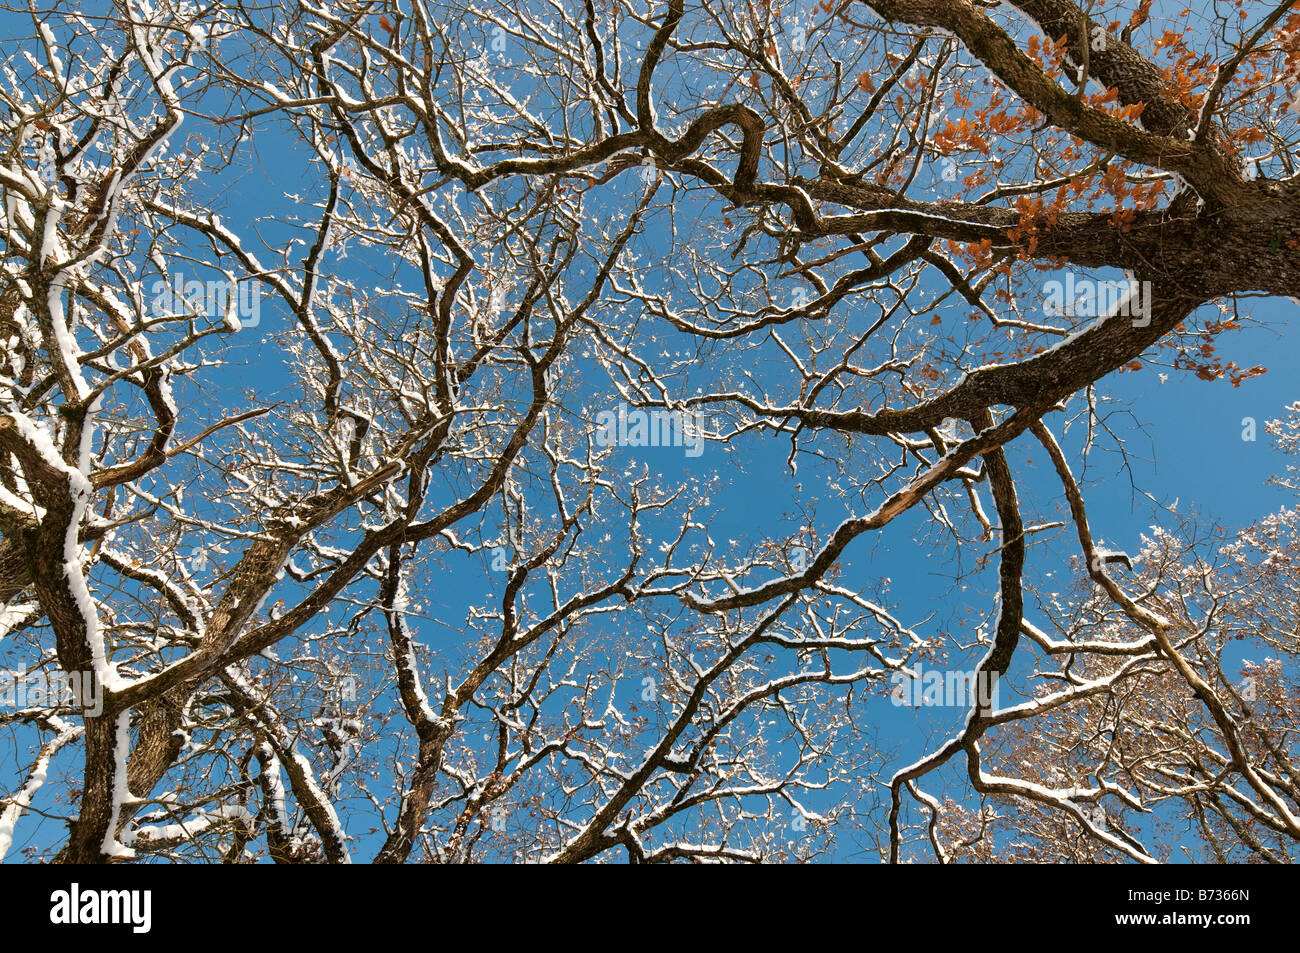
0;0;1296;863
